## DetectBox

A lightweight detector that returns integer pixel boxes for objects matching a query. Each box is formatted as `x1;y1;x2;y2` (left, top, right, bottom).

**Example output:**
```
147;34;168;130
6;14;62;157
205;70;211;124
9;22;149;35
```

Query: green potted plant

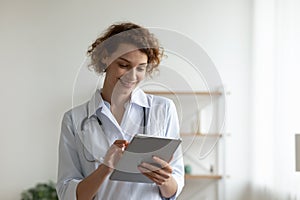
21;181;58;200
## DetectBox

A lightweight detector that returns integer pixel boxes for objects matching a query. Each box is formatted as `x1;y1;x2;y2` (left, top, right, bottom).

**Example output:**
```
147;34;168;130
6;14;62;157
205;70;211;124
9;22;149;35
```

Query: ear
101;56;109;66
100;50;110;73
101;49;109;66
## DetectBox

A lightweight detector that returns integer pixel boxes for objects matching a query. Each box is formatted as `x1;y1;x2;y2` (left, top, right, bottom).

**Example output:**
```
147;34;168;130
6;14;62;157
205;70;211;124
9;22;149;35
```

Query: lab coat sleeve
162;100;185;200
56;111;83;200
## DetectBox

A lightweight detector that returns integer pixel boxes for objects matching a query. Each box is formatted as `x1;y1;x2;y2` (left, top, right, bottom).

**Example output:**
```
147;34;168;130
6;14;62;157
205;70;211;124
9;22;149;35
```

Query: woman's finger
152;156;173;173
138;165;165;185
139;162;170;179
152;156;168;168
113;140;129;148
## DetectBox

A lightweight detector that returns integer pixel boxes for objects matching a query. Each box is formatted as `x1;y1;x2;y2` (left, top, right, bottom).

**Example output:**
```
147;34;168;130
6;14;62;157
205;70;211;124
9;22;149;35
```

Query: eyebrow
118;57;147;66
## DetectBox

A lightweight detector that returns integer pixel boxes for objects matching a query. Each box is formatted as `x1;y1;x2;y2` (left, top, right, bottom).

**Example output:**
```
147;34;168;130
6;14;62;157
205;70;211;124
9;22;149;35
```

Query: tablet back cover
109;135;181;183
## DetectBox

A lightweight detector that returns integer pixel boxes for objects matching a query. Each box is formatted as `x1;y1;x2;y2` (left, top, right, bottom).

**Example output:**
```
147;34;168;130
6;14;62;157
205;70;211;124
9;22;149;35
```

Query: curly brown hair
87;22;164;74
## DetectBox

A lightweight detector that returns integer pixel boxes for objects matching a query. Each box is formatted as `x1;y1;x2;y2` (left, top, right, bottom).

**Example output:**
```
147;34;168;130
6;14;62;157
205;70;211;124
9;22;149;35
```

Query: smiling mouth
119;78;137;88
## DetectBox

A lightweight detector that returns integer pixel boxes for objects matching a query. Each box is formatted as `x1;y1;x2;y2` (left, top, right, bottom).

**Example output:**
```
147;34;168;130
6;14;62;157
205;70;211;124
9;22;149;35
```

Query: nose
125;68;137;80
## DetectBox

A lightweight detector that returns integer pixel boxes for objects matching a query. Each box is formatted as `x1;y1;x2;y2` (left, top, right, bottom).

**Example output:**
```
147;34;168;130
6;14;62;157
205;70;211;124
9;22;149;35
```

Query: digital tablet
109;134;182;183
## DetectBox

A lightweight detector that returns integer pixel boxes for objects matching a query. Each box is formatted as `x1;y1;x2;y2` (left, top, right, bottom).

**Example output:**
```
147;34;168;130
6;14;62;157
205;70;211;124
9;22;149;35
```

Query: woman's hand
138;156;178;198
77;140;128;200
103;140;128;170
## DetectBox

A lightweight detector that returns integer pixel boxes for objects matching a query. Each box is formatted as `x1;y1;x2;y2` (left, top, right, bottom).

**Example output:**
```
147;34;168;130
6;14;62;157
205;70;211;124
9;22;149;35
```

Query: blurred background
0;0;299;199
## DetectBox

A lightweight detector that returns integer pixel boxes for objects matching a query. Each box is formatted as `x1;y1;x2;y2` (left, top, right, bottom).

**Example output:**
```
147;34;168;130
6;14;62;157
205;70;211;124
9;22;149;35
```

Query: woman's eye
137;64;147;72
119;63;129;68
137;67;146;72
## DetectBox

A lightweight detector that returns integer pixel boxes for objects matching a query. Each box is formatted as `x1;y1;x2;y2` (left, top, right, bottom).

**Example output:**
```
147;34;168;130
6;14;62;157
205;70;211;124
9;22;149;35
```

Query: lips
119;78;137;88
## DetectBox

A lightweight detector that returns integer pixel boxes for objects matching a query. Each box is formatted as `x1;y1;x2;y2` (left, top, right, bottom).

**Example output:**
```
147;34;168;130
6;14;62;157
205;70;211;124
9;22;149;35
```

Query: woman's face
103;43;148;95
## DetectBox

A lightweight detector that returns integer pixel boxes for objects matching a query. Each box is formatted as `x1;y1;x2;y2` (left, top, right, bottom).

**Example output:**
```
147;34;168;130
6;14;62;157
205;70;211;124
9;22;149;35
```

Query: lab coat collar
87;88;150;118
130;88;151;108
87;89;105;118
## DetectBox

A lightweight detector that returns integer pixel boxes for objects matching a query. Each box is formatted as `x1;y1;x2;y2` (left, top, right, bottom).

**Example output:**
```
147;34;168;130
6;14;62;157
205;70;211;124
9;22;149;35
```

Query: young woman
56;22;184;200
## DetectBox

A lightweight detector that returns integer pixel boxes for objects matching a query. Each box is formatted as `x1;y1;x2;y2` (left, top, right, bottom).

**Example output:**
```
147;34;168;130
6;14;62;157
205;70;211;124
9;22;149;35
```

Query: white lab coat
56;88;184;200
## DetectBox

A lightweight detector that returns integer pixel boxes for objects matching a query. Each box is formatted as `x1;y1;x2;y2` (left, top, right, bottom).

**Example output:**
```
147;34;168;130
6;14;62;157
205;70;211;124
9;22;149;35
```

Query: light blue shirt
56;88;184;200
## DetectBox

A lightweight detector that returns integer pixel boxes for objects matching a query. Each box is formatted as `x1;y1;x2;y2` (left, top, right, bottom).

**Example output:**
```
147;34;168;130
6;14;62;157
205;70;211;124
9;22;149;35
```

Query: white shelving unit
145;90;227;200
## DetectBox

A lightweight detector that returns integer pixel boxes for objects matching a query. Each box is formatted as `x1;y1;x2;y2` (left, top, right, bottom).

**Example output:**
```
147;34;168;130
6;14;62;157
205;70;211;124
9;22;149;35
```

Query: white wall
0;0;252;199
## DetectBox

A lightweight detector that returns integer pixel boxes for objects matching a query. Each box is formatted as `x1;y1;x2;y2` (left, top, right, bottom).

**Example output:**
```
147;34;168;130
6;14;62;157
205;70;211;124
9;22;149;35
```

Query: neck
111;92;130;107
101;86;131;106
101;86;130;125
101;86;112;104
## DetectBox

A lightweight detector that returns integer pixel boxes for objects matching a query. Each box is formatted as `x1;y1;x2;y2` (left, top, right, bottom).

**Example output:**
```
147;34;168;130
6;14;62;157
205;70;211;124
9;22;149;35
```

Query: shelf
185;174;222;180
145;91;222;96
144;89;227;199
181;133;223;137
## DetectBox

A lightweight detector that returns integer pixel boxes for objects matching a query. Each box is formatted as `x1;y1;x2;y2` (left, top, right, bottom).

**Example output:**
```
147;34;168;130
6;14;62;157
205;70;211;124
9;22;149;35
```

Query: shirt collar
130;88;150;108
87;88;150;118
87;89;105;118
